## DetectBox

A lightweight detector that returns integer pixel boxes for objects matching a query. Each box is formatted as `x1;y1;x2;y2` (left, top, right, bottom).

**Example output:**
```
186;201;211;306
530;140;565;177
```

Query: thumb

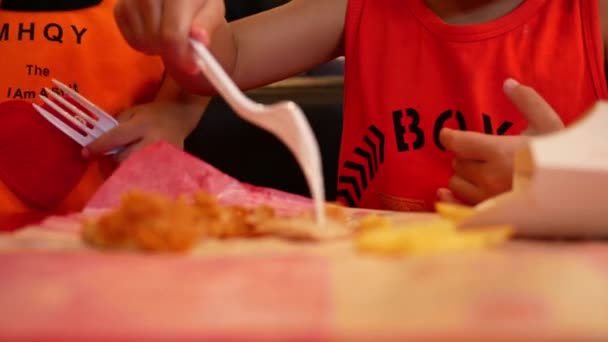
83;120;143;157
503;78;564;134
437;188;462;204
190;0;226;45
160;0;225;75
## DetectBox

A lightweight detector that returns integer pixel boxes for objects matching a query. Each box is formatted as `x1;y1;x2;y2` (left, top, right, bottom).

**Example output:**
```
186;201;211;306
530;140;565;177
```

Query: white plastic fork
32;79;119;153
189;39;326;226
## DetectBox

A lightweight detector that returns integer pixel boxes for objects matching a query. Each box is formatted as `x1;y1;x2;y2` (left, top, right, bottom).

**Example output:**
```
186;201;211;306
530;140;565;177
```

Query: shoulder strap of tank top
581;0;608;99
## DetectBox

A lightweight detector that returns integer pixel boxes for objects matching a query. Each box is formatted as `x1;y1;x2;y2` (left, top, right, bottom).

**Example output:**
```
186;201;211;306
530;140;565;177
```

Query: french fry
460;226;513;247
355;217;512;256
435;202;475;222
356;214;393;233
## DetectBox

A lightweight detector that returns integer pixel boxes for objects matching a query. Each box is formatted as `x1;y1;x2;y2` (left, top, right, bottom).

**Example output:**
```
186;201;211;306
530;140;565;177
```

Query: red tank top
339;0;608;211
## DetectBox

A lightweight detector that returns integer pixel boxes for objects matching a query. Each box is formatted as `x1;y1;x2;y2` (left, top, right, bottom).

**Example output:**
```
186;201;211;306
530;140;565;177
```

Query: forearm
155;75;210;135
192;0;346;95
229;0;346;90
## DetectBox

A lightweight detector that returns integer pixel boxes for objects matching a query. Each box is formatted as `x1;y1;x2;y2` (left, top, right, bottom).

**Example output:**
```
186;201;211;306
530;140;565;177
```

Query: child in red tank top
115;0;608;211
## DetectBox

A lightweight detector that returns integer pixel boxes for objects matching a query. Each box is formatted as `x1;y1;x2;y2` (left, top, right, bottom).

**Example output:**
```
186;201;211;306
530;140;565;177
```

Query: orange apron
0;0;164;215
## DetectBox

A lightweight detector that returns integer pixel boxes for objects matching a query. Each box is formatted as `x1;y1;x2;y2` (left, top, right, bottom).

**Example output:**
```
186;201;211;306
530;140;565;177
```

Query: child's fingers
121;1;147;50
503;78;564;134
142;0;162;48
111;141;140;163
440;128;525;165
83;120;144;157
115;0;223;74
448;176;485;205
114;1;141;52
191;0;225;45
159;1;193;52
160;0;221;74
114;0;163;55
436;188;463;204
190;26;211;46
452;158;484;186
440;128;500;161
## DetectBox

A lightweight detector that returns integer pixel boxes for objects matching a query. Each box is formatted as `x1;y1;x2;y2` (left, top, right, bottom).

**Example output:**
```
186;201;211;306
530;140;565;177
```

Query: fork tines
32;79;118;148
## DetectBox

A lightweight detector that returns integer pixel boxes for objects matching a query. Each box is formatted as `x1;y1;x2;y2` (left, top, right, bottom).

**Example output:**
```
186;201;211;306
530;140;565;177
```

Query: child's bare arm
226;0;347;91
115;0;347;95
